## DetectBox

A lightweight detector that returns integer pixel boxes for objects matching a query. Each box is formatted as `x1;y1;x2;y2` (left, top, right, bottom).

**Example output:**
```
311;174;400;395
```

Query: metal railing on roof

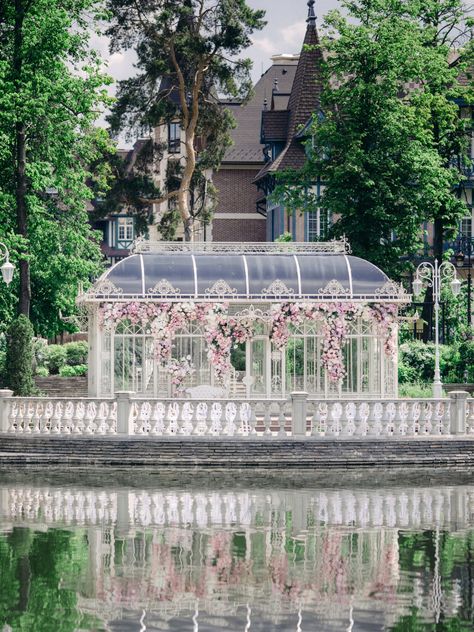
130;237;352;255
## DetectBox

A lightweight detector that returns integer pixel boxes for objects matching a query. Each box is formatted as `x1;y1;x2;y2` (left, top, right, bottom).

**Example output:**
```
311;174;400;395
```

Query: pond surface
0;469;474;631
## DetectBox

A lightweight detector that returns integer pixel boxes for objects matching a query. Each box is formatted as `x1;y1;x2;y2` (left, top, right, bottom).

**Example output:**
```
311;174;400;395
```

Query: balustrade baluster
420;402;431;435
84;401;96;434
353;402;365;436
339;403;350;438
430;402;442;436
263;403;272;436
440;400;450;435
192;402;203;435
248;405;258;436
367;402;379;437
106;402;116;434
392;401;404;436
51;402;62;434
277;403;287;437
310;402;321;437
203;400;213;436
8;402;17;433
465;400;474;435
407;402;418;436
32;402;42;434
325;403;336;437
18;403;28;434
72;401;83;435
150;403;163;436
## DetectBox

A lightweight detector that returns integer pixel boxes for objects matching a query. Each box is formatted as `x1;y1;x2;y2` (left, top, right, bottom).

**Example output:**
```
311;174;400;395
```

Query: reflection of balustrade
2;484;473;531
0;390;471;437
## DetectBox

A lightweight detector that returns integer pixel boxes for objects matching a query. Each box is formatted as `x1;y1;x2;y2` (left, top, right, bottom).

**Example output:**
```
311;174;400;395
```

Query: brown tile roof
222;61;298;164
261;109;290;142
255;19;323;181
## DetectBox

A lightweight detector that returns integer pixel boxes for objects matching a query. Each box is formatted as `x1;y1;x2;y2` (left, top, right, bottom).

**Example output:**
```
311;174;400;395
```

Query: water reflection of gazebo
80;241;408;399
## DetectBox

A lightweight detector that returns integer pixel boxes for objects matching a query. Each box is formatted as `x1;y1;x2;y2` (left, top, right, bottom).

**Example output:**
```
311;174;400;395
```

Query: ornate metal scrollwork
148;279;181;296
92;279;123;297
319;279;350;296
375;281;408;297
205;280;238;296
261;279;294;296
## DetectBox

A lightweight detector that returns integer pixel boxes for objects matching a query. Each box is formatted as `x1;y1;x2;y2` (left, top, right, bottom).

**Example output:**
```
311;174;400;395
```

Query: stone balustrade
0;388;471;438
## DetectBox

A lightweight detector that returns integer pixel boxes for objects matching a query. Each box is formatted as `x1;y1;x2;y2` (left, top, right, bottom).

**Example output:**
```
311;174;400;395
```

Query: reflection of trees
392;530;474;631
0;528;99;632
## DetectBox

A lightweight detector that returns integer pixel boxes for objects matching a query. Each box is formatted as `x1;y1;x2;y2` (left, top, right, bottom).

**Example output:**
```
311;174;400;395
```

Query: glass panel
251;339;266;396
101;332;111;395
113;334;146;393
270;346;283;396
285;337;304;392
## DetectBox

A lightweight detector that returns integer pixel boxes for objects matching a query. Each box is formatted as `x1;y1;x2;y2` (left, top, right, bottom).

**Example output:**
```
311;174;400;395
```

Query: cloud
251;36;275;56
280;21;306;47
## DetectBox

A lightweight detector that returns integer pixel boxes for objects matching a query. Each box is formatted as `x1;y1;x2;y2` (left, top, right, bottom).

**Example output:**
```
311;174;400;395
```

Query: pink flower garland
99;300;399;385
205;304;253;383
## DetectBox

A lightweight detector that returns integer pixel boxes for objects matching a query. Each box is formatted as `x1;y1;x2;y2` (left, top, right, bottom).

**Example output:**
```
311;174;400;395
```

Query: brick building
212;54;298;242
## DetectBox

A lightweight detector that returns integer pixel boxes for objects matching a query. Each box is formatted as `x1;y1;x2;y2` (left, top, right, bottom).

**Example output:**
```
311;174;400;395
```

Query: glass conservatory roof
84;251;408;302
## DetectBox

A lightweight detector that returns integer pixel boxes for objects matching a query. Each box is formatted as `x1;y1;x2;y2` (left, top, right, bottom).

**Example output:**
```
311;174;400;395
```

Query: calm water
1;470;474;631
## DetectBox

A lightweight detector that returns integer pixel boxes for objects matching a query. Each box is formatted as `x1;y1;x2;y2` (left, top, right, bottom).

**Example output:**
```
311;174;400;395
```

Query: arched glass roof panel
194;255;247;295
143;254;195;295
297;254;351;295
88;251;407;302
348;256;388;296
246;255;299;295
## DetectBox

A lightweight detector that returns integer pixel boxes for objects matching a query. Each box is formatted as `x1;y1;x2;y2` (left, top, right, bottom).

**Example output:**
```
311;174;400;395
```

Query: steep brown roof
222;59;298;164
261;109;290;142
255;15;324;181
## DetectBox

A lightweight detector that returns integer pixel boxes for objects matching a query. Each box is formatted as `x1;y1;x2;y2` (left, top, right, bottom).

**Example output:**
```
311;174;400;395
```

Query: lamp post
455;234;473;326
413;260;461;398
0;242;15;286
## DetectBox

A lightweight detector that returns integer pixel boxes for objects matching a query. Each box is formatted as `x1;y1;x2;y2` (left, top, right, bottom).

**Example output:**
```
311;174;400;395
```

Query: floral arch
78;241;409;399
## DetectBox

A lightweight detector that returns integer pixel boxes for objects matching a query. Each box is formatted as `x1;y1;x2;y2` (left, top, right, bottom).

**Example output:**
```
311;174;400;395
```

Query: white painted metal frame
89;304;397;399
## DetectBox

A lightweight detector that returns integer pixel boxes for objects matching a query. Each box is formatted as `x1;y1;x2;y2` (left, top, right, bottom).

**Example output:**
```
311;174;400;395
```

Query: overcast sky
95;0;341;145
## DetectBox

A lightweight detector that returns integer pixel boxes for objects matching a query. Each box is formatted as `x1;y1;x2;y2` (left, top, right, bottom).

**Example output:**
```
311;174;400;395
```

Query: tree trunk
14;0;30;316
433;215;444;264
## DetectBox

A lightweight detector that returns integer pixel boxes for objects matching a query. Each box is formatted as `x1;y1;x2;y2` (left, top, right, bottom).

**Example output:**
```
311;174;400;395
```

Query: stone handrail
0;389;470;438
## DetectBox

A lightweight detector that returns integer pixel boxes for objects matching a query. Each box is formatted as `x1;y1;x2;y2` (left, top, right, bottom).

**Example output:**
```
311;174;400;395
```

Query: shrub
458;341;474;382
59;364;88;377
399;383;434;399
65;341;88;366
35;366;49;377
43;345;67;374
5;315;36;396
399;341;436;383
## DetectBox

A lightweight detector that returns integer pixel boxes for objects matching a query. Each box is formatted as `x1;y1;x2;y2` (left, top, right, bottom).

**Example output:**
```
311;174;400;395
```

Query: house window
460;215;473;238
117;217;134;245
307;209;329;241
168;122;181;154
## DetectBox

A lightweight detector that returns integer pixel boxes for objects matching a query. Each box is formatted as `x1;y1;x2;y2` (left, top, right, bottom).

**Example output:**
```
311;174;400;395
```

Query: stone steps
34;376;88;397
1;435;474;468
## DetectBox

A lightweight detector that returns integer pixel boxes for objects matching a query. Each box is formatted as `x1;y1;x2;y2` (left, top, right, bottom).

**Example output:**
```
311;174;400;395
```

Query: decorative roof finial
307;0;316;25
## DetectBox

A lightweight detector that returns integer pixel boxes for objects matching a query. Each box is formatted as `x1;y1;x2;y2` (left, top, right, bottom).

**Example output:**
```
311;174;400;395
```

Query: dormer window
168;122;181;154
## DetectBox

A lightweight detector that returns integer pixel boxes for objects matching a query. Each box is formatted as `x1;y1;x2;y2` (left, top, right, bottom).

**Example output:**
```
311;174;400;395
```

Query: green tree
411;0;474;262
5;315;35;395
106;0;266;240
274;0;473;278
0;0;113;337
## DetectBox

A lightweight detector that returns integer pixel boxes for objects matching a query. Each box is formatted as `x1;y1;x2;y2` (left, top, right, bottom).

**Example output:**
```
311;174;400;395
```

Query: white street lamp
0;242;15;285
413;260;461;398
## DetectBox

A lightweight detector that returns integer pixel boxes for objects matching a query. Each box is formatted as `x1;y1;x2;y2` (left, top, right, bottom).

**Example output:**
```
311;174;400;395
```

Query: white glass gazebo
79;241;409;399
